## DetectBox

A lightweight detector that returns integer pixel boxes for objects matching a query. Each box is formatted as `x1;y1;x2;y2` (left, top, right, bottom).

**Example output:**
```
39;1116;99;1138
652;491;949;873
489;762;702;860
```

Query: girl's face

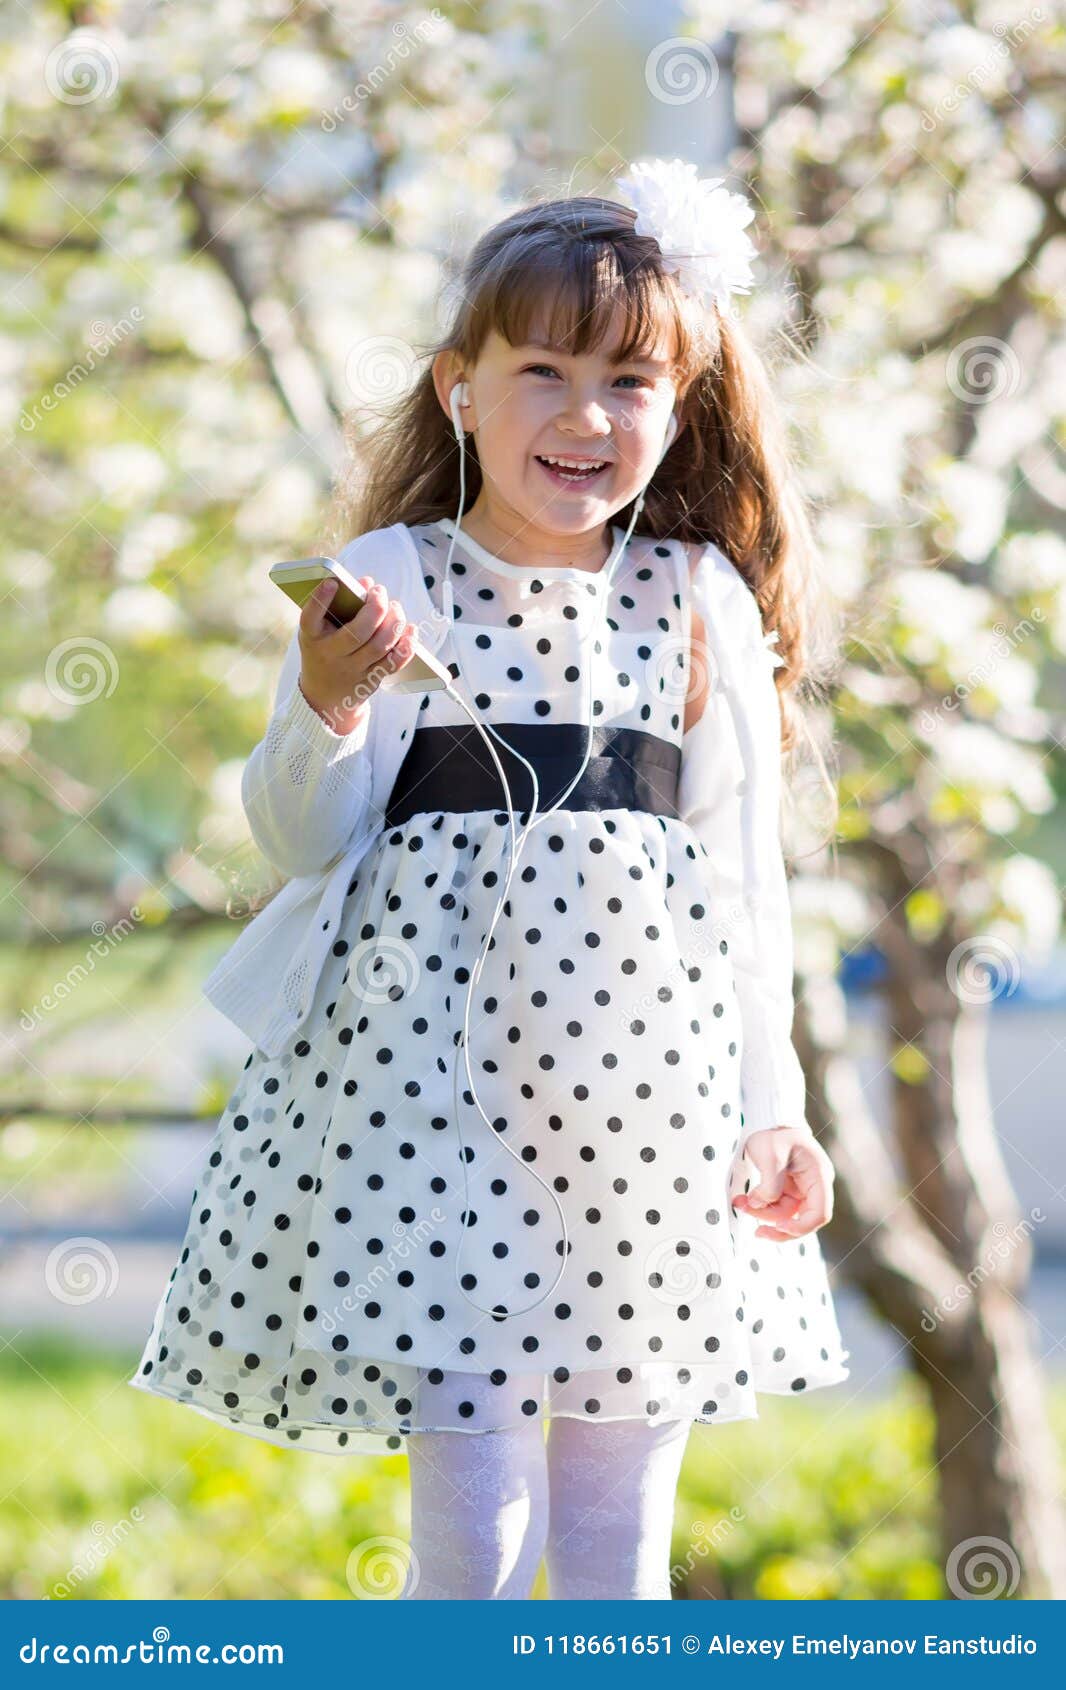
439;302;681;545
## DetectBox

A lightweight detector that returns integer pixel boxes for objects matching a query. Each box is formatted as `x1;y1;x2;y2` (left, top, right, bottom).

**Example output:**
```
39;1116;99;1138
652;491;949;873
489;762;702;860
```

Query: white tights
398;1372;691;1600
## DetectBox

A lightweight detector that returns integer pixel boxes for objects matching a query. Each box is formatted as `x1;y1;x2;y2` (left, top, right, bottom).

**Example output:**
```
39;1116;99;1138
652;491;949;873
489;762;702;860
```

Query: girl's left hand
730;1126;835;1240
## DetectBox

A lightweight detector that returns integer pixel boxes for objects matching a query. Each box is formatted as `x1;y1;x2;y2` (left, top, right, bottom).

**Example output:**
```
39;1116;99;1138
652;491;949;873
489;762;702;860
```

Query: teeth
540;456;607;470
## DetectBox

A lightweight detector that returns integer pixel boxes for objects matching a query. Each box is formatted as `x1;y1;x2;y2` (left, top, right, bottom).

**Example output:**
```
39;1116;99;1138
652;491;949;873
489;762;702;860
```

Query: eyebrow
520;337;672;372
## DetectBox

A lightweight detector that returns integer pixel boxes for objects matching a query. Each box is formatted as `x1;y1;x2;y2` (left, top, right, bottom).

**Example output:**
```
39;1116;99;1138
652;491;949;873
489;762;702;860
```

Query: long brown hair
322;190;841;848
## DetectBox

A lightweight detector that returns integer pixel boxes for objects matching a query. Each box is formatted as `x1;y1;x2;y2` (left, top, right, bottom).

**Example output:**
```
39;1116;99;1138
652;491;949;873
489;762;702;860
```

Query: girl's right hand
730;1126;835;1241
297;575;417;734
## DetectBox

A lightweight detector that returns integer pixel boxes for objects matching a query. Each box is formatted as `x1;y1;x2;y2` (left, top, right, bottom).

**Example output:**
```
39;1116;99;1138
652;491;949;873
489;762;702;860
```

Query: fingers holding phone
344;579;413;666
299;575;416;734
299;574;368;639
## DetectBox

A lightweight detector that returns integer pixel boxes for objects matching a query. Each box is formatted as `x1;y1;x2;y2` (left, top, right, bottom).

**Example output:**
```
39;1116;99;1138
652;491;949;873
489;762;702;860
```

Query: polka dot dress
128;519;850;1455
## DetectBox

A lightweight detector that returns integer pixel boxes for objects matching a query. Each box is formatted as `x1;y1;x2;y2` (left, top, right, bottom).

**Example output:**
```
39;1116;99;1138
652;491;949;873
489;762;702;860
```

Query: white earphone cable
437;381;676;1320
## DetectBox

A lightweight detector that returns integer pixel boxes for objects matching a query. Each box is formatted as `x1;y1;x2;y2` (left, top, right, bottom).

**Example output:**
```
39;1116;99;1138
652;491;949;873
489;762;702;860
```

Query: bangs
469;227;693;376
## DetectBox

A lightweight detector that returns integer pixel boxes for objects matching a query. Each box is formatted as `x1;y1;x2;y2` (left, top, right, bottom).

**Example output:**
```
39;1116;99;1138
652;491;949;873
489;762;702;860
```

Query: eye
614;374;651;390
523;363;560;378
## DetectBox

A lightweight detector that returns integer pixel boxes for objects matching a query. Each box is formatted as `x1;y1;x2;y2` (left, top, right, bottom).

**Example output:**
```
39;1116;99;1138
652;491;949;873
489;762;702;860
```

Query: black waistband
384;722;682;825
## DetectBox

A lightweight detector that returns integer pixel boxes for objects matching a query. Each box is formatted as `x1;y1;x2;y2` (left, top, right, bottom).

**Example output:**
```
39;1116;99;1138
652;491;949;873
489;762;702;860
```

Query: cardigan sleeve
678;543;813;1152
240;626;377;880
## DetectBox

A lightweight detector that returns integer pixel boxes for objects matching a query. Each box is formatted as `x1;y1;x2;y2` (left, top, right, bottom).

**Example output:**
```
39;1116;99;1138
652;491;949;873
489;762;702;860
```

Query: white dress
128;519;850;1455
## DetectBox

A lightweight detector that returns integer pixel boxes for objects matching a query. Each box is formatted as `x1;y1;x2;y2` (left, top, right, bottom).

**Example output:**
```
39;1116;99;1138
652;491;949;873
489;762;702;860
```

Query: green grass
672;1381;942;1599
3;1334;410;1600
3;1334;1062;1599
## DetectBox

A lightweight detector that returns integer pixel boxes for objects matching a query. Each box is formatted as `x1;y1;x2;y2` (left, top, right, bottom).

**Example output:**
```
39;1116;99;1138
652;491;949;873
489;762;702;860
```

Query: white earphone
431;376;680;1321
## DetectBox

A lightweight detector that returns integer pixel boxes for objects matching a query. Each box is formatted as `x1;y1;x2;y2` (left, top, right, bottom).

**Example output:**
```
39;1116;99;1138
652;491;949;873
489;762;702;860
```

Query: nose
557;392;612;442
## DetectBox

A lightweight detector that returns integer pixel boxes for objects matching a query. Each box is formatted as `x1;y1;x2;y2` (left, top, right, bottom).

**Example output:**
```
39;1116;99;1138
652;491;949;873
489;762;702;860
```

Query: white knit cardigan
203;522;812;1151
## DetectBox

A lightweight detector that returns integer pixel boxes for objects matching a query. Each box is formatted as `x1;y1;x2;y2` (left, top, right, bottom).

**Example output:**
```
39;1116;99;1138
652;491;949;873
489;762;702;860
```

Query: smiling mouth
534;455;611;486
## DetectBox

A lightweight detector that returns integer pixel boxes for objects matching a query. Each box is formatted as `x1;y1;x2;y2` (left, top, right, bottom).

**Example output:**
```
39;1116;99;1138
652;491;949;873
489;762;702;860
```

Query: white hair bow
614;157;757;313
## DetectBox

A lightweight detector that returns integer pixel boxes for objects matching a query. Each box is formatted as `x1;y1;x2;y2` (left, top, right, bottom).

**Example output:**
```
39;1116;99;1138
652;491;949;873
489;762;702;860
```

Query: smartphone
269;556;451;694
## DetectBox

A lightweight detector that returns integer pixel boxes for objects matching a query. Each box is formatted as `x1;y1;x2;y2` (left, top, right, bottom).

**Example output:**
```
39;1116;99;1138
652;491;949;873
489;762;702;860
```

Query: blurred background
2;0;1065;1600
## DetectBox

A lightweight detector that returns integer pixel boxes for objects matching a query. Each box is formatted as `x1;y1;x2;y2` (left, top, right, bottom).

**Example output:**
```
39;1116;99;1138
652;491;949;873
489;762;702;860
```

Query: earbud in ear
659;411;680;461
450;380;470;440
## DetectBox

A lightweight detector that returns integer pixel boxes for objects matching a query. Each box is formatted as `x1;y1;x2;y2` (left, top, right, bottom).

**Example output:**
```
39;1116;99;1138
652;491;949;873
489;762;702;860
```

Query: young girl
129;157;850;1601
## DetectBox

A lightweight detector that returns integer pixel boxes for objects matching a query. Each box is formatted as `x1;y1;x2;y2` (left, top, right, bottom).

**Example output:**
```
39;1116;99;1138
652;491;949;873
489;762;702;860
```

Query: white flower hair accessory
613;156;757;312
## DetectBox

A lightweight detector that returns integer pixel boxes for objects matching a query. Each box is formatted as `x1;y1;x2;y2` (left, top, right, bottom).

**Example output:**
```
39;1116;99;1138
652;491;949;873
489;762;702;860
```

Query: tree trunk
919;1277;1064;1597
794;934;1066;1598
